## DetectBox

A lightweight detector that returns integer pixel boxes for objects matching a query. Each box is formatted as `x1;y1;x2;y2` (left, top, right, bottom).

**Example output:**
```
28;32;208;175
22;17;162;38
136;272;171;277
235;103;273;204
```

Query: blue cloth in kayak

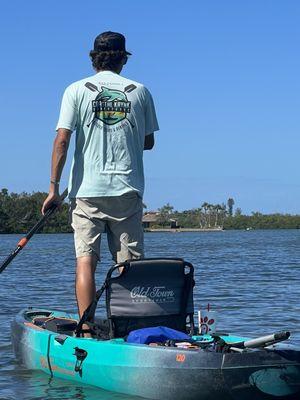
126;326;191;344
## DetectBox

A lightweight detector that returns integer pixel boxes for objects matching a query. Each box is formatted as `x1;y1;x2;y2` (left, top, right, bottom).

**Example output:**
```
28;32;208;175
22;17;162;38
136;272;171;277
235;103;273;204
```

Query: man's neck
97;65;123;74
96;68;122;74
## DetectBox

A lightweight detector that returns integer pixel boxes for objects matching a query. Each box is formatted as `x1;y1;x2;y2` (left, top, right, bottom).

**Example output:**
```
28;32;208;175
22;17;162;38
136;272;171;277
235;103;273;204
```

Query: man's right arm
42;83;77;214
41;129;71;214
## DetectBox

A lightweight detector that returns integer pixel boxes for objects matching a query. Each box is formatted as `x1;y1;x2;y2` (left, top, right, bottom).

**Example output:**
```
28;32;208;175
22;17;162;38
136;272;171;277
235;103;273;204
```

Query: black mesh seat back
106;258;194;337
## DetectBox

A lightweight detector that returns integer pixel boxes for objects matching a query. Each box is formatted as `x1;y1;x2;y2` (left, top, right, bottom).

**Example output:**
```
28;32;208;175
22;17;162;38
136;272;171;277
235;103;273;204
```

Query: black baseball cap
93;31;131;55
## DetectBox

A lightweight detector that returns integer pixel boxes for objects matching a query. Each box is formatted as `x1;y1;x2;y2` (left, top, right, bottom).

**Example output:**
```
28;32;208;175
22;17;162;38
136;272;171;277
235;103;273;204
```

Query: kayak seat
105;258;194;338
76;258;195;339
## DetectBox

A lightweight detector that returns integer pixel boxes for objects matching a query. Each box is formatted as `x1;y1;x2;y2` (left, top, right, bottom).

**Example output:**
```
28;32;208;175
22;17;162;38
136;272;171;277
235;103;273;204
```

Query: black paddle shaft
75;281;107;337
0;189;68;274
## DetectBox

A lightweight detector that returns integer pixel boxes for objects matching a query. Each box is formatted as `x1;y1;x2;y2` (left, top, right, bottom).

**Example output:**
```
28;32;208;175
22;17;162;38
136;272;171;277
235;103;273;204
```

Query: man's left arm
144;88;159;150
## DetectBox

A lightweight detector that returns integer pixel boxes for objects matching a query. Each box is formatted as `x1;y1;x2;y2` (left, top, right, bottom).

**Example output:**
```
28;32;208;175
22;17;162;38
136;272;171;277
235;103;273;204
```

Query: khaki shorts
70;192;144;263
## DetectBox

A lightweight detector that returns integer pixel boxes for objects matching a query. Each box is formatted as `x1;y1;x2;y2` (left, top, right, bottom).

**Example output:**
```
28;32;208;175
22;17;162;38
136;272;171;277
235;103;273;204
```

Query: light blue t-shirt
56;71;159;198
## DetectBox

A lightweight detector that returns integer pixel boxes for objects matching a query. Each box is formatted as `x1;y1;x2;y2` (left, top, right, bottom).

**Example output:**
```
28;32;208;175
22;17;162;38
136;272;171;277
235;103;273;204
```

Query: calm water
0;230;299;399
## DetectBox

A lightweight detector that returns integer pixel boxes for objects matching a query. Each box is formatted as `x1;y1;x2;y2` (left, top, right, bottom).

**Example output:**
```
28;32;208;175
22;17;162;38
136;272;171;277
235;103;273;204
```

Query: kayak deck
11;308;300;400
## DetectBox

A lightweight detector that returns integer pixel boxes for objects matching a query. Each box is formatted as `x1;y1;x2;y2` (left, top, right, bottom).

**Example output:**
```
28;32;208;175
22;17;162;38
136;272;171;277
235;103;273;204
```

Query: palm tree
214;204;222;227
194;207;203;228
201;202;209;228
158;203;174;227
207;204;213;228
227;198;235;217
219;204;227;227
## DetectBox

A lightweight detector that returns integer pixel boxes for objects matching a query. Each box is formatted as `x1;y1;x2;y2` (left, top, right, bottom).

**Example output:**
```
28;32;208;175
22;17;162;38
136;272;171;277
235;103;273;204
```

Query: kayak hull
11;308;300;400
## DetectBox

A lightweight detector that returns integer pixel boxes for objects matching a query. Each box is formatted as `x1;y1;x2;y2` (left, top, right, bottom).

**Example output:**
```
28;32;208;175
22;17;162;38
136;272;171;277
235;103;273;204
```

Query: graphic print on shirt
85;82;136;128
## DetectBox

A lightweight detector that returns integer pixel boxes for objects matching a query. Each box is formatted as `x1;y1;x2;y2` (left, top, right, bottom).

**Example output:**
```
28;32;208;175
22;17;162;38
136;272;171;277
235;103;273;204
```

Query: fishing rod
0;188;68;274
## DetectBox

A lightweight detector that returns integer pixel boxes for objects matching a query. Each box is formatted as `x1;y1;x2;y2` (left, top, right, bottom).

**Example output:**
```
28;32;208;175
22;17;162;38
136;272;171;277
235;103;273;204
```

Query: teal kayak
11;308;300;400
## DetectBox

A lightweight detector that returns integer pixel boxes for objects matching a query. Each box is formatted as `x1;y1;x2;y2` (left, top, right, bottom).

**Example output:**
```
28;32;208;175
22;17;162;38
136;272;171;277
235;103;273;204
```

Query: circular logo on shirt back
92;86;131;125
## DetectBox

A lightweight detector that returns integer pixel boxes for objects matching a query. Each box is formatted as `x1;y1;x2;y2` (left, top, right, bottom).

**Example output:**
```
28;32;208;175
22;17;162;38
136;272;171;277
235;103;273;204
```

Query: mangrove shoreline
1;189;300;234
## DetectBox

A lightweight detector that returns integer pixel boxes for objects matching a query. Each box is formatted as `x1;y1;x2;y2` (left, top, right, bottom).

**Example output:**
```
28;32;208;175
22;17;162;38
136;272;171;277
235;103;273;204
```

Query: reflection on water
1;367;140;400
0;230;299;399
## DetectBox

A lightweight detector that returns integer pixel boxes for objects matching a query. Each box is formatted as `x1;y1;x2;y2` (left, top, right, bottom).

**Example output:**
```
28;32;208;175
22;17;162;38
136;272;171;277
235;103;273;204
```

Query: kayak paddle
0;188;68;274
230;331;290;349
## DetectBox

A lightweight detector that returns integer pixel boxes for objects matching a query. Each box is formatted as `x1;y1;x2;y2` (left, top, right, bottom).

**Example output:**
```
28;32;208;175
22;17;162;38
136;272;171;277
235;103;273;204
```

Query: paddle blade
124;84;137;93
85;82;99;92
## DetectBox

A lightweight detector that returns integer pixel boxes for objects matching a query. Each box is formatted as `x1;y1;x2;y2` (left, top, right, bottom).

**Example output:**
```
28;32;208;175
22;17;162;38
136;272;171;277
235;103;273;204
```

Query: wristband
50;180;60;186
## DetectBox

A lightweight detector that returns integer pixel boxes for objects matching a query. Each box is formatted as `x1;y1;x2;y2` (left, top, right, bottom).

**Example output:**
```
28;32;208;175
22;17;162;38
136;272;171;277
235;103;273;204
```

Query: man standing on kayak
42;32;159;329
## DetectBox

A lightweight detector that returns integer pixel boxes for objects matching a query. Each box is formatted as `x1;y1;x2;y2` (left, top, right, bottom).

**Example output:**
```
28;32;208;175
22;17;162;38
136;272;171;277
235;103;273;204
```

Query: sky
0;0;299;214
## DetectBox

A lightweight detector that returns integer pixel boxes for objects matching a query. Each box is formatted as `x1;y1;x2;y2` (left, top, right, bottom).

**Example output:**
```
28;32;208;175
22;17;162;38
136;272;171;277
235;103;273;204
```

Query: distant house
169;218;179;229
142;212;160;229
142;212;179;230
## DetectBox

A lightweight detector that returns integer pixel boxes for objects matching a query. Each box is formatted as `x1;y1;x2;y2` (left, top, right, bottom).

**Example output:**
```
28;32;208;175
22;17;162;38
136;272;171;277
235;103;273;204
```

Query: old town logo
85;82;136;127
130;286;175;303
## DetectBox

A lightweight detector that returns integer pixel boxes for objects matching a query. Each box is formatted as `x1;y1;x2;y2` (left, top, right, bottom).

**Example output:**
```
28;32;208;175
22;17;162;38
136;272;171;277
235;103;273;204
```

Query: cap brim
126;51;132;56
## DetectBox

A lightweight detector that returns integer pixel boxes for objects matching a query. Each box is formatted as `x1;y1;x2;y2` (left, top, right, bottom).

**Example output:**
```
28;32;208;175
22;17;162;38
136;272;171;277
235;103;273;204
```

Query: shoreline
144;228;224;232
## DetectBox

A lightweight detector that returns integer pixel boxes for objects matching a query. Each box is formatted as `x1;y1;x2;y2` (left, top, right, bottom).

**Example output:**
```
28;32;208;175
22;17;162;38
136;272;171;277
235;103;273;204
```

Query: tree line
0;189;71;234
156;200;300;230
1;189;300;233
157;199;235;229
